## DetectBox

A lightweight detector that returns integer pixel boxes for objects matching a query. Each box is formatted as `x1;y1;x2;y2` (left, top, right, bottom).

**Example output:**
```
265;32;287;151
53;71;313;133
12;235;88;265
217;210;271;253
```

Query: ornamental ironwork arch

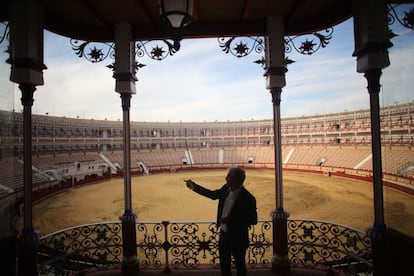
218;4;414;67
0;4;413;68
217;27;334;68
0;22;8;45
70;38;183;72
388;4;414;30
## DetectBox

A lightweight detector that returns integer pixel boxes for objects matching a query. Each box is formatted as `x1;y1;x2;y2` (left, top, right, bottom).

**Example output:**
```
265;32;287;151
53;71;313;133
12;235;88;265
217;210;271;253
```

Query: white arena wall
1;103;413;239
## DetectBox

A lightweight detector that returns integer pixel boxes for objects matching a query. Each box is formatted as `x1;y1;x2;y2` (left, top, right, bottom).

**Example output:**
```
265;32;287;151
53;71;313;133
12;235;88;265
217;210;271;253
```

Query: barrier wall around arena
1;103;414;243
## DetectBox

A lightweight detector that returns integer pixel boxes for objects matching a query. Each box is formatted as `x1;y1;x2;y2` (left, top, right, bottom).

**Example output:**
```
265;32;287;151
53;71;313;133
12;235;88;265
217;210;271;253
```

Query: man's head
226;166;246;190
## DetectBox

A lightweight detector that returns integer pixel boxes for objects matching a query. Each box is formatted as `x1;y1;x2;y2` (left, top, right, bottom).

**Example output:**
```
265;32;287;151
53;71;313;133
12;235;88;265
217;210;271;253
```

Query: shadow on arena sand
24;170;414;236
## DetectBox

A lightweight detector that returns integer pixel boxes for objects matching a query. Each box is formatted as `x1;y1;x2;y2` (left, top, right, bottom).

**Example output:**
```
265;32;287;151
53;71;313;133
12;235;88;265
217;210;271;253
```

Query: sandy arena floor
18;170;414;237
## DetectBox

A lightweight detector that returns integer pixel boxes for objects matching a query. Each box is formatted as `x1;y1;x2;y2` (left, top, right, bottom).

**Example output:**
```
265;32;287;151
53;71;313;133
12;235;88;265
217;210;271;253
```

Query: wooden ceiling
0;0;354;42
1;1;412;42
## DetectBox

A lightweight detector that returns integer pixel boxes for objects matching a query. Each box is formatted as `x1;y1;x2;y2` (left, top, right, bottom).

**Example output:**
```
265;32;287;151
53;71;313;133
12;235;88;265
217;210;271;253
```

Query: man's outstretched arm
185;180;224;200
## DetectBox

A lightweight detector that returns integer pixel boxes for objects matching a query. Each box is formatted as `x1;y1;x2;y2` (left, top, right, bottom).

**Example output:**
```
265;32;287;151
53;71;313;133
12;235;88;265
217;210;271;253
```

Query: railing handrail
38;219;372;275
39;218;368;239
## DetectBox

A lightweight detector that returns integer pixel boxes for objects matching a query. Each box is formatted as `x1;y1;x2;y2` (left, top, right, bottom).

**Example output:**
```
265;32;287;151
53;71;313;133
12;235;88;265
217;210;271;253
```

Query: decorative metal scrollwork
168;222;220;269
38;220;372;275
136;222;164;269
106;61;146;74
248;221;272;267
287;220;372;273
253;56;266;68
70;39;115;63
0;22;9;45
253;56;295;68
218;29;333;67
387;4;414;30
218;36;265;58
285;27;334;56
219;4;413;66
38;222;123;275
135;38;181;61
70;38;182;71
136;220;271;271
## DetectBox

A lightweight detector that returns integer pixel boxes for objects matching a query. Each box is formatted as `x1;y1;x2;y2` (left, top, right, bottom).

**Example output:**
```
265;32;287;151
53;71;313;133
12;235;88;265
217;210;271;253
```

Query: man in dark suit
185;166;258;276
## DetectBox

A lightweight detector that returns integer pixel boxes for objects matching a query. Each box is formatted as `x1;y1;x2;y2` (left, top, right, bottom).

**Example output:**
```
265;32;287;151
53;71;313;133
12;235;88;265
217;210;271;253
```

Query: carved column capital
352;0;391;73
364;68;382;95
265;16;287;90
114;22;137;95
19;83;36;107
269;87;282;106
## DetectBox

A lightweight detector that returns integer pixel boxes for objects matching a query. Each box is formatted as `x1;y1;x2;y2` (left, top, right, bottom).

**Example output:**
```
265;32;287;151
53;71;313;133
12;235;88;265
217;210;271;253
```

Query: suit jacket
192;183;258;248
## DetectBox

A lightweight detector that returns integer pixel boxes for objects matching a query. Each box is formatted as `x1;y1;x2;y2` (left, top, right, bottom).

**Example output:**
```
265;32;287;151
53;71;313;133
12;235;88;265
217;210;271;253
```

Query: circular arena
16;169;414;236
2;1;414;275
1;102;414;275
0;0;414;276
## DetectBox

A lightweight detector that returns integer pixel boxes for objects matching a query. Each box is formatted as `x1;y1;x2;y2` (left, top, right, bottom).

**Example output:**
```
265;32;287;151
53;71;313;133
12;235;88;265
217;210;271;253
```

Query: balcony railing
38;219;372;275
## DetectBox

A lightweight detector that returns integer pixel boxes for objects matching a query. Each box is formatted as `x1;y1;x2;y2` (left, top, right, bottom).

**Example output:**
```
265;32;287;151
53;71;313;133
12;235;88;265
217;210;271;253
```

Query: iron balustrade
37;219;372;275
287;220;372;274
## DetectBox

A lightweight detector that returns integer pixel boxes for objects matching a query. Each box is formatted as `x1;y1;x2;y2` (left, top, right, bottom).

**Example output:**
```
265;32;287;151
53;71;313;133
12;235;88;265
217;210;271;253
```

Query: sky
1;8;414;122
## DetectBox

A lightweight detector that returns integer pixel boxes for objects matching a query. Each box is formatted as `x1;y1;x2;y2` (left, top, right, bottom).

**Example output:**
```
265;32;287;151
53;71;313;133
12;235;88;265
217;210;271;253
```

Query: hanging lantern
159;0;193;29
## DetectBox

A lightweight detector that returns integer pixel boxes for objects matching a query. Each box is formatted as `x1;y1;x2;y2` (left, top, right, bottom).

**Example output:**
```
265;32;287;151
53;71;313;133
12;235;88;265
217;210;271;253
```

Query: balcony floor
88;267;329;275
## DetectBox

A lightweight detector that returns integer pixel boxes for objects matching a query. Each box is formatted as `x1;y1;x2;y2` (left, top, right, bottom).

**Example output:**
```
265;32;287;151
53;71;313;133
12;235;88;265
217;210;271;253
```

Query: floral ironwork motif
136;222;164;269
248;221;272;267
218;29;333;67
38;219;372;275
70;39;115;63
218;36;265;58
288;220;372;274
106;61;146;72
284;27;334;56
169;222;220;269
219;5;413;66
135;38;181;61
388;4;414;30
253;56;294;68
38;222;122;275
136;221;273;271
0;22;9;45
70;38;182;71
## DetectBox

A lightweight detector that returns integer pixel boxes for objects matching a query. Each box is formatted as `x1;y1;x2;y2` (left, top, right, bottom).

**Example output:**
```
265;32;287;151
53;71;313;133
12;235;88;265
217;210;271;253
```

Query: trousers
219;231;247;276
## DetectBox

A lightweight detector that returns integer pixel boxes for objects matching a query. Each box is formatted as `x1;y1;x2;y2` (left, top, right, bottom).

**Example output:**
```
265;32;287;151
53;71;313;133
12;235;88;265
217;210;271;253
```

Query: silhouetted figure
185;166;258;276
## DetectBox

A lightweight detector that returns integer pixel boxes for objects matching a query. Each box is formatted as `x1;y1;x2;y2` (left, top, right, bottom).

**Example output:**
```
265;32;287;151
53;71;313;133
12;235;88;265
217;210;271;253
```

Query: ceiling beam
133;0;155;26
284;0;304;28
193;0;200;23
80;0;113;28
242;0;251;22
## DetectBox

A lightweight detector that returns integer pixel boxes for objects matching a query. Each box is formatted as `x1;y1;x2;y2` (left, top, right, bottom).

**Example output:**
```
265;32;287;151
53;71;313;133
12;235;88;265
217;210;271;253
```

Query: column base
271;254;290;275
163;265;172;273
121;257;140;276
271;208;290;275
18;228;40;276
120;210;139;275
367;224;391;276
271;208;289;221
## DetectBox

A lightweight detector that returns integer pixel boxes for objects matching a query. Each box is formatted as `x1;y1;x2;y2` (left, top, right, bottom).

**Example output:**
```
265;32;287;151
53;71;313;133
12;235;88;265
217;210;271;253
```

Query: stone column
113;22;139;275
7;1;46;275
264;16;290;274
352;0;392;275
17;83;40;276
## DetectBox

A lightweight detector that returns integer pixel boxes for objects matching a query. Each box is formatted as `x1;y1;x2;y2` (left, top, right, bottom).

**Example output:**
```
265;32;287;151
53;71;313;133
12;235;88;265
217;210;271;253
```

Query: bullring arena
1;102;414;275
18;169;414;237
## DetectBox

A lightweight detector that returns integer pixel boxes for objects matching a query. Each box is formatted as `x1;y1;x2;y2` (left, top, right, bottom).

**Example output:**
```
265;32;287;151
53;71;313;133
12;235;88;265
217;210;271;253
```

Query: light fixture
159;0;193;29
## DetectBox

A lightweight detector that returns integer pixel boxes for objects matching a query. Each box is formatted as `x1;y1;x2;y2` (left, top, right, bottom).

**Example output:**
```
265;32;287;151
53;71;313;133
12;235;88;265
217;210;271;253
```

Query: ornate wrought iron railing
38;219;372;275
287;220;372;274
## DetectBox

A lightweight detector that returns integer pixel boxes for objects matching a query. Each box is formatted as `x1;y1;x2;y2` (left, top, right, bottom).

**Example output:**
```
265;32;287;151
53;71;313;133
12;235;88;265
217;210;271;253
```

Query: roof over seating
0;0;357;42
